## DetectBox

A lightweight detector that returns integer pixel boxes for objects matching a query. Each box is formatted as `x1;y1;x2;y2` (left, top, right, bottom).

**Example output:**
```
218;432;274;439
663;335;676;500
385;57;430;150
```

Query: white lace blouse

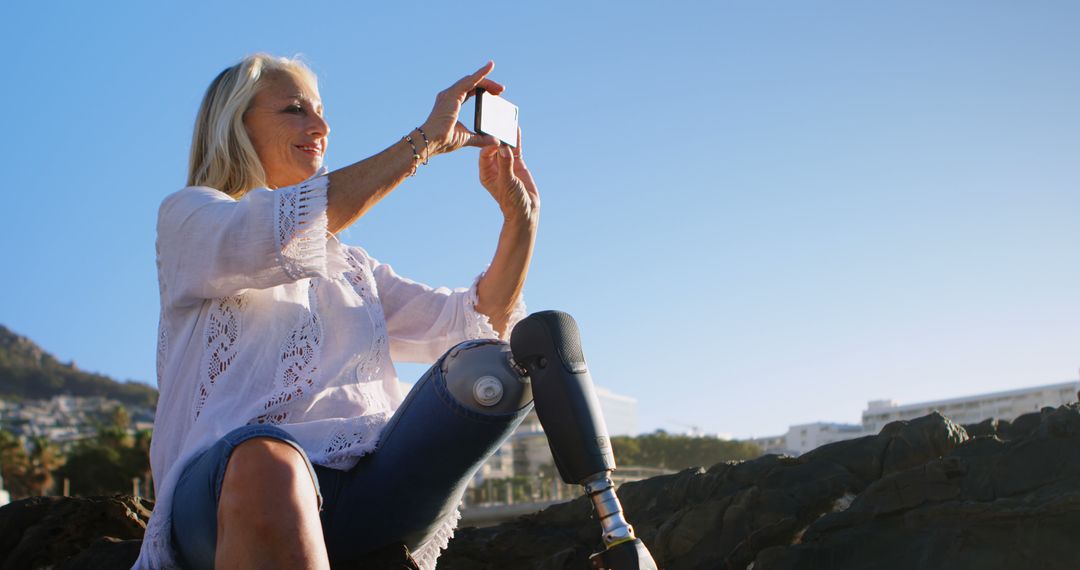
134;174;525;570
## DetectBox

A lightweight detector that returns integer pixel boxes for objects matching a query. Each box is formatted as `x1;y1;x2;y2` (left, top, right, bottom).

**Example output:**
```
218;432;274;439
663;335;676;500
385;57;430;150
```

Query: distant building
594;386;639;436
753;380;1080;456
468;383;641;488
861;381;1079;433
0;395;142;447
473;439;515;484
749;422;871;456
746;434;788;455
783;422;870;455
510;413;552;479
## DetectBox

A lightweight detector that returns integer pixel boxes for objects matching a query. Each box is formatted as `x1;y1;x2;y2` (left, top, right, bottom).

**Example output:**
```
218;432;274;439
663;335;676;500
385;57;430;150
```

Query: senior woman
135;54;539;570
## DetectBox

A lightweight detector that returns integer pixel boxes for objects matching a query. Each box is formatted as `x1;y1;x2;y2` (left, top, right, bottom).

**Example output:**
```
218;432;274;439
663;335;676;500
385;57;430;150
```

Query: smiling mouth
296;144;323;156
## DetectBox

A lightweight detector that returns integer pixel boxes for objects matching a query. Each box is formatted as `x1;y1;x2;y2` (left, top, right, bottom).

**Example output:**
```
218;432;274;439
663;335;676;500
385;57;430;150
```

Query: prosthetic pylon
510;311;658;570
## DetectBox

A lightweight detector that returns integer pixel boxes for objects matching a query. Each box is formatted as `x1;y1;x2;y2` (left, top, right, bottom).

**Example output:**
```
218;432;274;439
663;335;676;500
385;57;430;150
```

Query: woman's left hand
478;129;540;226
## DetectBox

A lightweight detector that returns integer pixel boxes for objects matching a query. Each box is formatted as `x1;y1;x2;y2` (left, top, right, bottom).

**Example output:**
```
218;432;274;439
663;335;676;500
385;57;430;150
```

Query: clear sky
2;2;1077;439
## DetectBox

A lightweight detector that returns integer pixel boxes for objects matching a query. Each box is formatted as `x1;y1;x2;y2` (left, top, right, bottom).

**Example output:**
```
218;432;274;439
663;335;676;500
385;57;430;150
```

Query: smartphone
474;89;519;148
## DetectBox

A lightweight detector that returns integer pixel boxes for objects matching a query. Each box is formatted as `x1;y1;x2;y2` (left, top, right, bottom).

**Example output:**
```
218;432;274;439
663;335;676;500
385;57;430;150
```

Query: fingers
462;77;505;106
472;60;495;80
458;61;493;89
460;121;501;147
510;128;536;194
468;133;500;148
450;61;504;102
477;77;505;95
497;144;516;185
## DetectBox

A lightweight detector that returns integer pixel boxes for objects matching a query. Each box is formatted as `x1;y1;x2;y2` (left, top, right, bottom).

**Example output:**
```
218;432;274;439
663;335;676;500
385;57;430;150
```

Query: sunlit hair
187;54;318;197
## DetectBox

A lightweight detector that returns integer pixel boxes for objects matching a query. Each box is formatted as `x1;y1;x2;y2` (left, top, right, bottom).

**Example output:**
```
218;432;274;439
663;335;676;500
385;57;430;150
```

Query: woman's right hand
420;62;503;157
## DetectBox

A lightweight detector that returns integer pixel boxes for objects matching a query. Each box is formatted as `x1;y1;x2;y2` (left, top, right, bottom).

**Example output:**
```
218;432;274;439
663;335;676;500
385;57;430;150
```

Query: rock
0;495;150;570
439;411;969;569
9;406;1080;569
0;494;419;569
59;538;144;570
756;404;1080;570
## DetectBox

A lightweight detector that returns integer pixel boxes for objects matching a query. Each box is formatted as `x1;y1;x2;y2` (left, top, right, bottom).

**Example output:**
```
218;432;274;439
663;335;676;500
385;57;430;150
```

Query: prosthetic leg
509;311;657;570
443;310;656;568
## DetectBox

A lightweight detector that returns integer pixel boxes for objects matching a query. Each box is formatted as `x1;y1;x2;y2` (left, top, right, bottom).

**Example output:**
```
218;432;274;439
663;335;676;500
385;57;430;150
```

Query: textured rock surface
0;495;150;570
439;411;971;569
755;405;1080;570
0;494;419;570
439;407;1080;569
5;406;1080;569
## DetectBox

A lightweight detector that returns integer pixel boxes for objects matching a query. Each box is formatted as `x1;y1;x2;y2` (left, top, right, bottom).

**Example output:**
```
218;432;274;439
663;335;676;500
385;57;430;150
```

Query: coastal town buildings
0;396;153;448
860;381;1079;434
751;380;1080;456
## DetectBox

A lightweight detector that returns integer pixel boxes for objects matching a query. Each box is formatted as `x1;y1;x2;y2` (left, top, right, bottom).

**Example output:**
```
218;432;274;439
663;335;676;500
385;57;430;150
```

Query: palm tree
0;430;32;498
25;436;62;496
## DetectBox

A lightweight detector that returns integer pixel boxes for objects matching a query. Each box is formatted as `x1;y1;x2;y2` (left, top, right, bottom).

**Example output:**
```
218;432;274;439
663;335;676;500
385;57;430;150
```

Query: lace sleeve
349;248;526;364
157;176;329;305
464;269;527;342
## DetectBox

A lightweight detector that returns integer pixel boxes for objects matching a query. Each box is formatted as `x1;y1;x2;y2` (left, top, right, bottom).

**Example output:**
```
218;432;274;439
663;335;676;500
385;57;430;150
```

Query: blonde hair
187;54;318;197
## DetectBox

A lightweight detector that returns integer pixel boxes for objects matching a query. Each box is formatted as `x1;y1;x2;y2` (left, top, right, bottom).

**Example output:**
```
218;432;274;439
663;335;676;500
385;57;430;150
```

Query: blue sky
2;2;1077;438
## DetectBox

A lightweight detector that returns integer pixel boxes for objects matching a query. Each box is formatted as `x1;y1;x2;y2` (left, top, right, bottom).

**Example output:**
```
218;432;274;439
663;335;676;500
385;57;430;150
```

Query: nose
308;112;330;138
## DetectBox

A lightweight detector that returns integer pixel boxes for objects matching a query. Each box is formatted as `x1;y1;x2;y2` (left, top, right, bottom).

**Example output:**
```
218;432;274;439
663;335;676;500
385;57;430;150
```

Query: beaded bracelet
403;133;422;177
415;127;430;165
403;127;433;177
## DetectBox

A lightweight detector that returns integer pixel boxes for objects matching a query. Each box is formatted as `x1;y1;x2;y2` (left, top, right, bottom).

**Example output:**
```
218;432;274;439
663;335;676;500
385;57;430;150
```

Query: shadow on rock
440;412;971;569
0;495;150;570
756;405;1080;570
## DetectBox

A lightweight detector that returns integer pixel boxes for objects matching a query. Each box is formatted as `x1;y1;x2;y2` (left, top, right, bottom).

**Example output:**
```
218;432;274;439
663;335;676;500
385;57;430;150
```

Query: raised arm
475;129;541;337
325;62;503;233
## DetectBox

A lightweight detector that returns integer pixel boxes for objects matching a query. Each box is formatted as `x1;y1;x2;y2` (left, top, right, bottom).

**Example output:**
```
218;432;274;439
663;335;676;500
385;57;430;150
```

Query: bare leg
215;437;329;570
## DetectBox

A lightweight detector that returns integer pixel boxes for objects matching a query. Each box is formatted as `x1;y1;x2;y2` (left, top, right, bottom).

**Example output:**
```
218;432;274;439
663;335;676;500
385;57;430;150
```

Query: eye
283;104;305;114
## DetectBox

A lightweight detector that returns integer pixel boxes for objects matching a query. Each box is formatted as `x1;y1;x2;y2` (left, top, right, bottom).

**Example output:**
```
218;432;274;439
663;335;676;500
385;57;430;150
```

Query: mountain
0;325;157;409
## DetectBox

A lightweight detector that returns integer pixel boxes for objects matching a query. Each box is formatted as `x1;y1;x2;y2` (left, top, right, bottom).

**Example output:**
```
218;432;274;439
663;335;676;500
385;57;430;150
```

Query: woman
136;54;539;569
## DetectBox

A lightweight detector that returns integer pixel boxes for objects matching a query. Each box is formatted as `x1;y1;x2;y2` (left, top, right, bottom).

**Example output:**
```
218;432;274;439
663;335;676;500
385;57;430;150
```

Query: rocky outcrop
754;405;1080;570
439;405;1080;569
0;495;150;569
4;406;1080;569
438;410;971;569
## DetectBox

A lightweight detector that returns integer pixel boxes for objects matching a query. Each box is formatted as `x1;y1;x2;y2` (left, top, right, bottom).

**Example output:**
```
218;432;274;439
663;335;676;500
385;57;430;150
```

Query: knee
442;340;532;414
219;437;318;525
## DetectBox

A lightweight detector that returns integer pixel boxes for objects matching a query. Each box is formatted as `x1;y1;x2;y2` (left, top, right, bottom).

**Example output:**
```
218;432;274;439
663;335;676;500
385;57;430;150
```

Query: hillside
0;325;157;409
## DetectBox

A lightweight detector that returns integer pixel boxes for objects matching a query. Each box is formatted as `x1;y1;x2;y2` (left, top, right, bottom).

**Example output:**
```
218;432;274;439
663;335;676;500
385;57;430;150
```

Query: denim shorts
171;362;532;569
170;424;320;569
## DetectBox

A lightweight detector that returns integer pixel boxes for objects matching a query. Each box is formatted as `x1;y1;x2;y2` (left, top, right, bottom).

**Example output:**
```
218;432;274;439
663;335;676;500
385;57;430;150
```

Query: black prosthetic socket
511;311;657;570
509;311;615;483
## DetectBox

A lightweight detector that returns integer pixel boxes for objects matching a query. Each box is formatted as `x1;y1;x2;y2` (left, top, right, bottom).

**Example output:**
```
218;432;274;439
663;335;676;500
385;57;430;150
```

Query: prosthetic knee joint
440;311;657;570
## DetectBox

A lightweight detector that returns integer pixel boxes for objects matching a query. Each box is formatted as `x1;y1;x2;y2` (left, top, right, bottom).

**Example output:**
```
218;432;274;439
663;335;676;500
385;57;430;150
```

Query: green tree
54;408;149;497
611;431;761;471
25;436;62;496
0;429;32;498
56;441;131;496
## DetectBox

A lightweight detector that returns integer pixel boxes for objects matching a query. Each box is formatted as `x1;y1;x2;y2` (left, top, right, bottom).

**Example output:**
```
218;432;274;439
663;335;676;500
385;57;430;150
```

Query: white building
861;381;1079;434
746;433;788;455
782;422;871;455
754;380;1080;456
469;383;641;486
594;385;639;436
472;439;515;484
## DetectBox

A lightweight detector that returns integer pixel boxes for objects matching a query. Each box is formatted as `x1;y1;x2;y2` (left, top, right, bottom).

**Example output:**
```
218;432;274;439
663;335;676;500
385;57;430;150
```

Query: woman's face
243;71;329;188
